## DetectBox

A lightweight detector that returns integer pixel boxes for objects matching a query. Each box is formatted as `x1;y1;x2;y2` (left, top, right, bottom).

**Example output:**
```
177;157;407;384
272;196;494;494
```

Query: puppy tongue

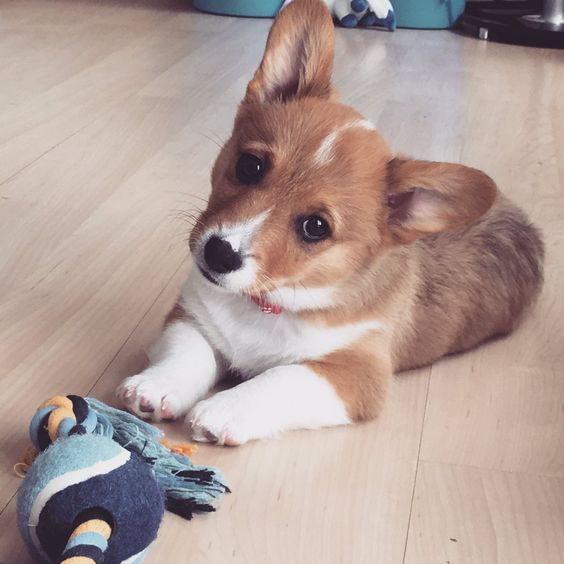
250;296;283;315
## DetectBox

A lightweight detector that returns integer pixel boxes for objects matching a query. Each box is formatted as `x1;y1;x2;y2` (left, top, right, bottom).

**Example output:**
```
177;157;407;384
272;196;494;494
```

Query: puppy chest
197;303;381;375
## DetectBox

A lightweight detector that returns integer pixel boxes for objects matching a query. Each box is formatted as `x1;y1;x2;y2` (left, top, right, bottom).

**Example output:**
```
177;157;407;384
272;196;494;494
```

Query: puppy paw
186;391;264;446
116;371;195;422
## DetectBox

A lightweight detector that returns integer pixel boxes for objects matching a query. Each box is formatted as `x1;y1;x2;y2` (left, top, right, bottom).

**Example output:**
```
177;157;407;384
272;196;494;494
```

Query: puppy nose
204;235;243;274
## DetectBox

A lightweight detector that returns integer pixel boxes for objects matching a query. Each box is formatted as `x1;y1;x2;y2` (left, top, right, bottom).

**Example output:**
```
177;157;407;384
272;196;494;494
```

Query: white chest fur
181;271;384;377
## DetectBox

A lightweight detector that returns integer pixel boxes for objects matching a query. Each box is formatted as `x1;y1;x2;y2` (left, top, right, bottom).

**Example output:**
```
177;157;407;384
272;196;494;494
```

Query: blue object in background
350;0;369;11
193;0;284;17
192;0;465;29
391;0;465;29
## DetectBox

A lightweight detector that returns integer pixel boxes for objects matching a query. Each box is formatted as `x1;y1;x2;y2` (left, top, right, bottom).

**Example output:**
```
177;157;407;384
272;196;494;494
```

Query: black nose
204;236;243;274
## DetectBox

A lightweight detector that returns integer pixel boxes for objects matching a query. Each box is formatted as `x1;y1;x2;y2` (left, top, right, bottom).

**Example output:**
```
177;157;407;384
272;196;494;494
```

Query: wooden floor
1;1;563;562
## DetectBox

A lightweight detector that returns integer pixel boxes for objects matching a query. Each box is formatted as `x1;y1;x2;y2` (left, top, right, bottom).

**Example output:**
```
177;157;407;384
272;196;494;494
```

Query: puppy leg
187;347;389;445
116;320;220;421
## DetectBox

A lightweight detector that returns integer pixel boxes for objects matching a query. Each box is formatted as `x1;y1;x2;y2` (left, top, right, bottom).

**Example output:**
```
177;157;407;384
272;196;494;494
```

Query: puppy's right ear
244;0;335;105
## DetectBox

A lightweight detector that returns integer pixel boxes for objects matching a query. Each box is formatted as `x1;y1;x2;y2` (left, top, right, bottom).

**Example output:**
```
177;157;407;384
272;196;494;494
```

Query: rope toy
16;395;229;564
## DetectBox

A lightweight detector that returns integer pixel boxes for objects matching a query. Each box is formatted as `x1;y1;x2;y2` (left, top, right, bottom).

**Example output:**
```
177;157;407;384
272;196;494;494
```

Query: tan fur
189;0;544;421
307;332;391;421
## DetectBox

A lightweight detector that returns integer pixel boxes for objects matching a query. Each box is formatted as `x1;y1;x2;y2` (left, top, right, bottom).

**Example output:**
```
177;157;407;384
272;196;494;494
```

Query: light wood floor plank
0;7;210;184
404;461;564;564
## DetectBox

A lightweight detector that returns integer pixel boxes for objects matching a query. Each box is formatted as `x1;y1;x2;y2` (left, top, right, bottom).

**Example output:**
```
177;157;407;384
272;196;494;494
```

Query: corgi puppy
116;0;544;445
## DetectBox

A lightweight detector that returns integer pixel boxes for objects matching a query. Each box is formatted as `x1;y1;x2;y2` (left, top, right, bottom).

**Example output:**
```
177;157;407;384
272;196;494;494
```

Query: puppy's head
190;0;496;311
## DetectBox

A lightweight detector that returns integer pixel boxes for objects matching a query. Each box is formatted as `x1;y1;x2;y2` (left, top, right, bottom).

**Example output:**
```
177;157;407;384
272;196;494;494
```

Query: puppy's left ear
386;158;498;244
244;0;335;104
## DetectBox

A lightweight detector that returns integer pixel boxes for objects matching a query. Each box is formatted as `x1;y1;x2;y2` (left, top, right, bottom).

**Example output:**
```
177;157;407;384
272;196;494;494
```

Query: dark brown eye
299;215;331;242
236;153;265;185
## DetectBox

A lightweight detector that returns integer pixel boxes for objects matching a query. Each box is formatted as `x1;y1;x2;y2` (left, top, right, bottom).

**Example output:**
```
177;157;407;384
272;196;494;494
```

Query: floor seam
0;121;93;189
86;258;187;396
402;364;433;564
415;457;564;482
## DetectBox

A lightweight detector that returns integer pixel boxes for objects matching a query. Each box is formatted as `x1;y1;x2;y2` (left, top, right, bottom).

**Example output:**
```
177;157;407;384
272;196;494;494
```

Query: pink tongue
251;296;283;315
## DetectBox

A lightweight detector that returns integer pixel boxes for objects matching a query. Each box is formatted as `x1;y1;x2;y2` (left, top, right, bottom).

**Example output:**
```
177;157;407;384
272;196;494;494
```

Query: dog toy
16;395;228;564
283;0;396;30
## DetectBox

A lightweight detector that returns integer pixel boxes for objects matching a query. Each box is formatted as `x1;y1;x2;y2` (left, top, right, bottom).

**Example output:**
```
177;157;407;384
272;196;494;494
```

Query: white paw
186;390;270;446
116;370;196;422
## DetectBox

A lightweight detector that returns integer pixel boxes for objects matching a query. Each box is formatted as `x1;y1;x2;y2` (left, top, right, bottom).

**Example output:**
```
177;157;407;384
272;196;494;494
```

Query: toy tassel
86;398;229;519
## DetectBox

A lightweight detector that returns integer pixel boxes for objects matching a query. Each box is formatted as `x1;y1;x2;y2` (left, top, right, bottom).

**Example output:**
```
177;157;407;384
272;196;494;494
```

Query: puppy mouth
197;265;221;287
196;251;275;301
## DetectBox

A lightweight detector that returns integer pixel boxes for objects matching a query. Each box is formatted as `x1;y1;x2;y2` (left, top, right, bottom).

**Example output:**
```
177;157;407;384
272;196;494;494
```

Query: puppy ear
386;158;497;244
244;0;335;104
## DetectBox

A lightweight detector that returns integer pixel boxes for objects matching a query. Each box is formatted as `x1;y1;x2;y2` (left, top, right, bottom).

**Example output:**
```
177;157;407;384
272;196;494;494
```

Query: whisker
199;131;226;150
163;191;209;203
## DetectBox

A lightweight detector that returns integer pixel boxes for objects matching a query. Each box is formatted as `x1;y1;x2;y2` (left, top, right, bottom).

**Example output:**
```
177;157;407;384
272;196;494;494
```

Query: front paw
116;371;193;422
186;391;263;446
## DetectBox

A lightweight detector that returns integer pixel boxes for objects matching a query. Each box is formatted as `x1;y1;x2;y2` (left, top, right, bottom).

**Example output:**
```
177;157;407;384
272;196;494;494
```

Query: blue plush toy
16;395;228;564
283;0;396;30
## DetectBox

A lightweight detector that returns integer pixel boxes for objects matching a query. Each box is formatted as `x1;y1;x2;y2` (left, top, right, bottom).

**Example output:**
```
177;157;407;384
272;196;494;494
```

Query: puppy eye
299;215;331;242
235;153;265;185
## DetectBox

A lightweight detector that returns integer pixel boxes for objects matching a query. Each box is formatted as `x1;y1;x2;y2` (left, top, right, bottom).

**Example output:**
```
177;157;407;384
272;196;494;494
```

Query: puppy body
393;195;544;372
116;0;543;444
